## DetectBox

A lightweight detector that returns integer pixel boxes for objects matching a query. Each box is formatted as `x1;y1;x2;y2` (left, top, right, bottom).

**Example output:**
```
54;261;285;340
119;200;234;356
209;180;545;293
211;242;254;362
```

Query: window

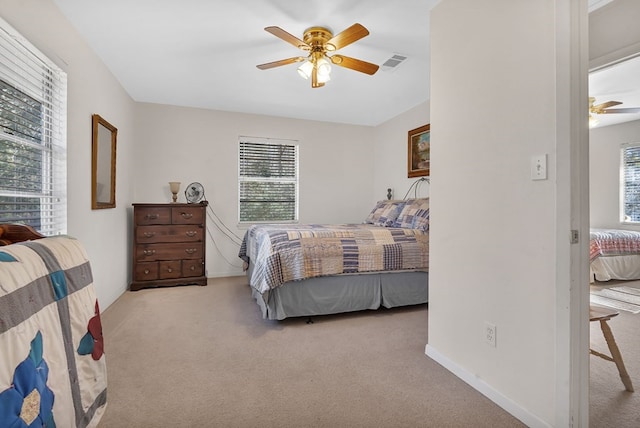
0;18;67;235
621;143;640;223
622;144;640;222
238;137;298;223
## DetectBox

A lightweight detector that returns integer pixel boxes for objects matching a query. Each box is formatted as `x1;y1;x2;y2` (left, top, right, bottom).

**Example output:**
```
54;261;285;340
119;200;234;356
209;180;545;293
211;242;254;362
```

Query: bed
238;198;429;320
590;228;640;282
0;224;107;427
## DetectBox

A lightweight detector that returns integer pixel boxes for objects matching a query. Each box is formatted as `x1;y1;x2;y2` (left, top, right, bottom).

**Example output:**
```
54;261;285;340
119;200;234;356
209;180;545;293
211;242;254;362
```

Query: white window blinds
0;18;67;235
238;137;298;222
622;144;640;223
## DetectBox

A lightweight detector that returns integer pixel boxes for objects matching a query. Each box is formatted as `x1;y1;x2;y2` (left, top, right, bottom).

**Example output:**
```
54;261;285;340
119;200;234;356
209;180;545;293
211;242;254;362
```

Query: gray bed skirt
249;271;429;320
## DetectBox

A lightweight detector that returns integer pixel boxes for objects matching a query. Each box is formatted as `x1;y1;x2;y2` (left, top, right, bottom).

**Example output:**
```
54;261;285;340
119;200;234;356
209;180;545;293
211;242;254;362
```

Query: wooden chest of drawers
131;202;207;290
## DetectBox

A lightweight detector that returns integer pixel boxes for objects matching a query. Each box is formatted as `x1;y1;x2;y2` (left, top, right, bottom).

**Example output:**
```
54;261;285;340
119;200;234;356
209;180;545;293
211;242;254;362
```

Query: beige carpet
590;281;640;428
98;276;640;427
98;276;524;427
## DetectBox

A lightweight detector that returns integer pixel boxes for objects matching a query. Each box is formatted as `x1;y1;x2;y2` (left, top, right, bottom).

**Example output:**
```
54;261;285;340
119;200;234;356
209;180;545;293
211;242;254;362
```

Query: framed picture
408;124;430;177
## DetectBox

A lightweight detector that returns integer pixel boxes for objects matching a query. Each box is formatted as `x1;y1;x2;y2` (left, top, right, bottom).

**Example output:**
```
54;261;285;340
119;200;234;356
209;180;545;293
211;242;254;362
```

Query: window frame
238;136;299;224
0;17;67;236
620;142;640;224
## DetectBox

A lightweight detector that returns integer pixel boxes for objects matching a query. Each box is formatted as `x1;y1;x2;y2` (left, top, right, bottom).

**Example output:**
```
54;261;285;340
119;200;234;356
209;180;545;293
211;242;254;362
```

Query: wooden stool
590;305;634;392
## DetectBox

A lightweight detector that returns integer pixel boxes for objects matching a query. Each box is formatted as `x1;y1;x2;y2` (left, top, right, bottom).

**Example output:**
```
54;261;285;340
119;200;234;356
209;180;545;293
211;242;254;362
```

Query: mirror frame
91;114;117;209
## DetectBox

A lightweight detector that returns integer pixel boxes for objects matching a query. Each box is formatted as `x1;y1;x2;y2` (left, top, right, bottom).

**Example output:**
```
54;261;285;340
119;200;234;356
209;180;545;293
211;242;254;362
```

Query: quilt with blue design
0;236;107;428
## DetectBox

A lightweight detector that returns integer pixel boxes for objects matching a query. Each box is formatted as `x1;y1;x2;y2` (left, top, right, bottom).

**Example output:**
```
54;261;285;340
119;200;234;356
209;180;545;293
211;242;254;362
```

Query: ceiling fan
256;23;379;88
589;97;640;115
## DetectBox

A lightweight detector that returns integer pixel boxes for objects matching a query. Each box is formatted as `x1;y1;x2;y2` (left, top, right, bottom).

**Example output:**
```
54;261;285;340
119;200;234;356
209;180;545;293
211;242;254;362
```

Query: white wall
373;102;431;202
426;1;583;426
133;103;377;277
0;0;136;309
590;119;640;228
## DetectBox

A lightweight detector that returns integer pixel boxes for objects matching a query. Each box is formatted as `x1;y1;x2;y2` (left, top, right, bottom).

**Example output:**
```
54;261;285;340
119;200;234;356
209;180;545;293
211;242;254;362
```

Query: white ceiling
589;54;640;128
51;0;638;128
52;0;439;126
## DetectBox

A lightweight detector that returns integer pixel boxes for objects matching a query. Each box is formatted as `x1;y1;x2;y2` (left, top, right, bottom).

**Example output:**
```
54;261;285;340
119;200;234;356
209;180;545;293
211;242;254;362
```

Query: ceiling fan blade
594;100;622;110
601;107;640;114
330;55;379;75
264;26;310;50
325;23;370;51
256;56;306;70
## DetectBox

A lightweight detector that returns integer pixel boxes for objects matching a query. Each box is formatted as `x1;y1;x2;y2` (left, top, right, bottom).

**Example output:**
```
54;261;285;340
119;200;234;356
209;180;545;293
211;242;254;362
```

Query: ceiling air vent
381;54;408;72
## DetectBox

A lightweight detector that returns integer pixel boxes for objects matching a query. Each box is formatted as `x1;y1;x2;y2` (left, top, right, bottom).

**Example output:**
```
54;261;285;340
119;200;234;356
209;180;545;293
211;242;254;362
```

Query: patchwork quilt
239;224;429;294
0;237;107;428
589;228;640;262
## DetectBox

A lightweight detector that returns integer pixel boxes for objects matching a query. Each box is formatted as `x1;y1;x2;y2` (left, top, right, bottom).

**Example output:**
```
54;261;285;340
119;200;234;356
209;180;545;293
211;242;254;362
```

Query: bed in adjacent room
238;198;429;320
590;228;640;282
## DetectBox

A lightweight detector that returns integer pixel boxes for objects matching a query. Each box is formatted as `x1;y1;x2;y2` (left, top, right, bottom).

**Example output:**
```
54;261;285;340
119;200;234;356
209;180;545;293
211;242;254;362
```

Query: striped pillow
394;198;430;230
364;200;406;227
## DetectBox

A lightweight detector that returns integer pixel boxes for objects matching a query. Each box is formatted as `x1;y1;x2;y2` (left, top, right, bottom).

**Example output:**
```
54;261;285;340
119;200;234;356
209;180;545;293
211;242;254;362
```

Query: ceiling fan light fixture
258;23;379;88
316;57;332;77
297;60;313;80
318;72;331;84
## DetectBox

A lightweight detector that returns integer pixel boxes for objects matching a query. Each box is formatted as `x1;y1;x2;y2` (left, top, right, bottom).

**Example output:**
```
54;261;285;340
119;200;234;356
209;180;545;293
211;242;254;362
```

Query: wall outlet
485;322;497;347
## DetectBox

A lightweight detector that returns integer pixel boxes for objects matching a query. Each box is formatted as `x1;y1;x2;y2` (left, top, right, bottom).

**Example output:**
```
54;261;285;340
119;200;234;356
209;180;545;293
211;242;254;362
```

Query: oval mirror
91;114;117;209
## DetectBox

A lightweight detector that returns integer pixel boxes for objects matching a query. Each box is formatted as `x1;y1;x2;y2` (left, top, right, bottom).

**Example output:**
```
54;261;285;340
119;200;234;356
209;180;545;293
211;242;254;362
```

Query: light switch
531;154;547;180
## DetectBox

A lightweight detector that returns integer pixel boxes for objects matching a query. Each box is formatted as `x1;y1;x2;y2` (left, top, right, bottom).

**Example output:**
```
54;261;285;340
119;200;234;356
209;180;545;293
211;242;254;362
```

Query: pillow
364;200;406;227
411;208;430;231
394;198;429;230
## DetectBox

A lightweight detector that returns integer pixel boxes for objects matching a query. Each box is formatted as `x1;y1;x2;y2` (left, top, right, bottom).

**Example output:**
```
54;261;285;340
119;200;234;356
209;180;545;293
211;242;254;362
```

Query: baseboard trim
424;344;551;428
206;270;245;278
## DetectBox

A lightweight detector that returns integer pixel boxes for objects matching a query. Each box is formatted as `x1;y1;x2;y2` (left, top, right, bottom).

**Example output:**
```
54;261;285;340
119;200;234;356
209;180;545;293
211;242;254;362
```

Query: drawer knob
185;248;197;254
143;249;156;256
143;232;156;238
167;268;173;273
145;214;159;220
144;269;150;274
180;212;193;219
185;230;197;237
190;265;195;271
